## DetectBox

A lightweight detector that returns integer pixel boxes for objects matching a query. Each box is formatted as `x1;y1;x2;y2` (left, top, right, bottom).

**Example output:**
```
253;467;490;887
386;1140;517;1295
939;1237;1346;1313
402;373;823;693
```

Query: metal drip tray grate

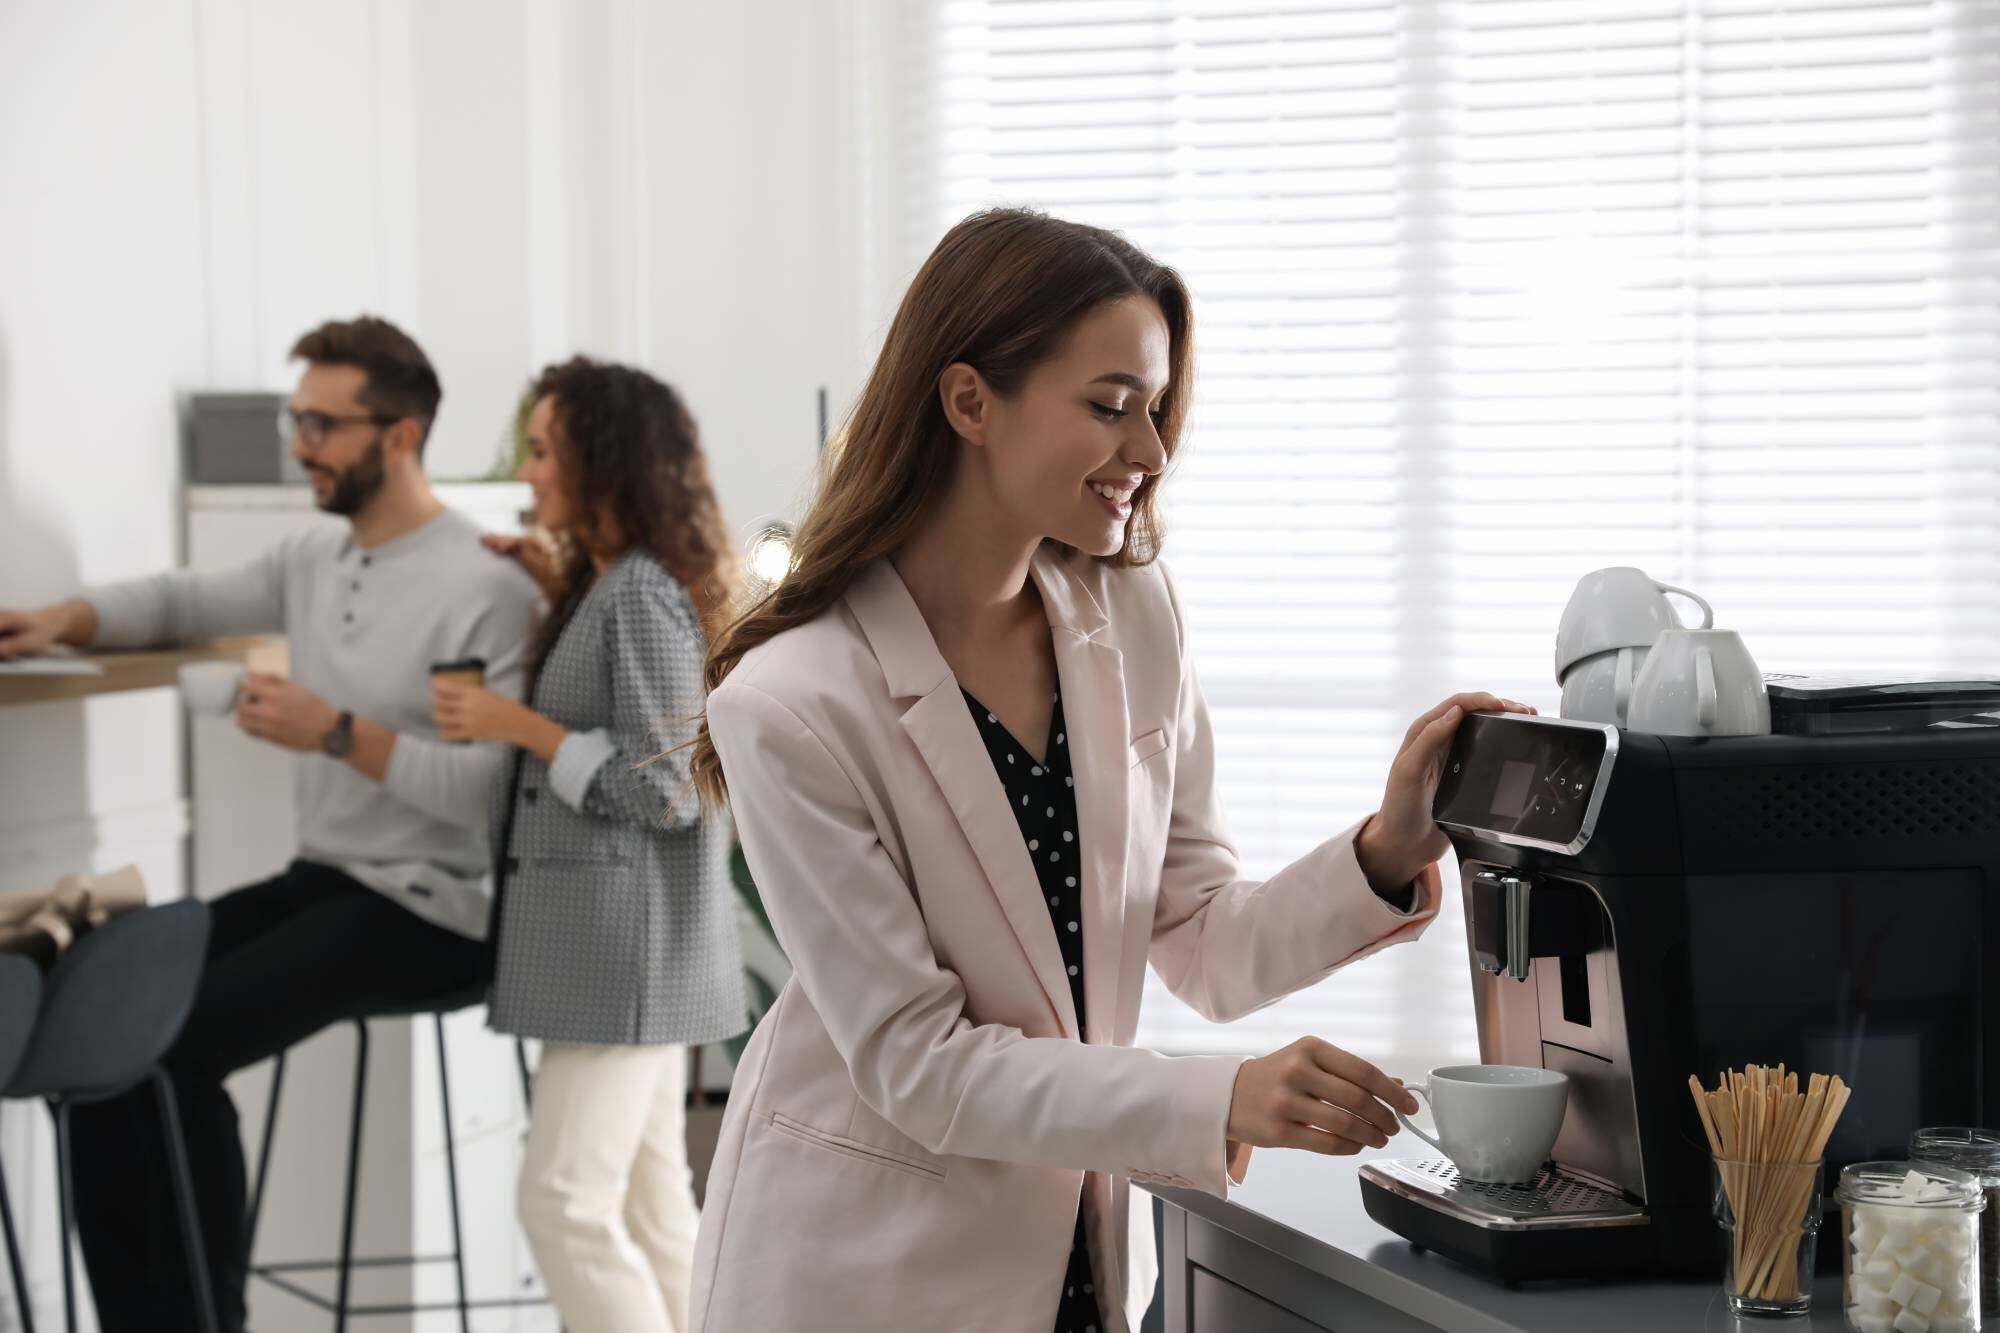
1360;1157;1648;1232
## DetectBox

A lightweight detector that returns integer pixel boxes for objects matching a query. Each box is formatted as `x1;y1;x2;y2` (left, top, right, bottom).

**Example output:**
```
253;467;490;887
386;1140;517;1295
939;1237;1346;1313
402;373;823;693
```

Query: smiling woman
683;208;1530;1333
688;209;1195;810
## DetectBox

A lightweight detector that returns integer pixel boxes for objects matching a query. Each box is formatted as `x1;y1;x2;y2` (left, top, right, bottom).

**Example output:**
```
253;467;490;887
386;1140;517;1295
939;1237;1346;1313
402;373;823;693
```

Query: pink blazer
694;546;1441;1332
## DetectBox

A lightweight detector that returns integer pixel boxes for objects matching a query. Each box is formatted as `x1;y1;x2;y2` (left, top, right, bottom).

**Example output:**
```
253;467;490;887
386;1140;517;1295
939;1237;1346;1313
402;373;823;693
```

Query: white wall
0;1;873;1327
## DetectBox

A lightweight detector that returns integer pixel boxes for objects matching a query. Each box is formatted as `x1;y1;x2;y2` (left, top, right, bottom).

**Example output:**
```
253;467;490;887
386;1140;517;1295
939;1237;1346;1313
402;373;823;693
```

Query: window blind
891;0;2000;1076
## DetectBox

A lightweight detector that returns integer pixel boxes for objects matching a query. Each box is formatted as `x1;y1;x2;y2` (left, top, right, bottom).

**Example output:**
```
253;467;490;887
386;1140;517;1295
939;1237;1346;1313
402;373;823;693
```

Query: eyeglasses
278;406;398;448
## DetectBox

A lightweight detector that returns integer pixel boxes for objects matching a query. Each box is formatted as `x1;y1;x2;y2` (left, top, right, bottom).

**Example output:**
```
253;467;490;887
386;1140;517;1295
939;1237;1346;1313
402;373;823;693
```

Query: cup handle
1655;580;1714;630
1696;646;1717;733
1394;1082;1445;1156
1614;647;1636;723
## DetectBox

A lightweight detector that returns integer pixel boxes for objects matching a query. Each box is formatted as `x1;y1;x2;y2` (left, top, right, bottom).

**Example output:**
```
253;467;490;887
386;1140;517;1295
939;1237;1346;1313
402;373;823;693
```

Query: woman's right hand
481;532;563;599
1226;1036;1419;1156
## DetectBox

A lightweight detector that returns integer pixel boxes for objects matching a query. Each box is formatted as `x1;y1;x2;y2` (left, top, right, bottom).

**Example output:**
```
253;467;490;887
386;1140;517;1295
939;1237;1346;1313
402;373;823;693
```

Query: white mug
178;661;245;717
1625;628;1770;737
1559;644;1649;726
1554;567;1712;682
1394;1064;1569;1185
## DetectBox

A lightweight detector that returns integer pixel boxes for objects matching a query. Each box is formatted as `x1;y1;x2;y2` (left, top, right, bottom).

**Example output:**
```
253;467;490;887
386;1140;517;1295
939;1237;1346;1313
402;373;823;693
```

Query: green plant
481;384;537;481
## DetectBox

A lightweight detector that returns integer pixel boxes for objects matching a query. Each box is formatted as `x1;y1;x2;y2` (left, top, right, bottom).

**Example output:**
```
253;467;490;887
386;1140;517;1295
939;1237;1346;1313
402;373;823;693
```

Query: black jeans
69;860;487;1333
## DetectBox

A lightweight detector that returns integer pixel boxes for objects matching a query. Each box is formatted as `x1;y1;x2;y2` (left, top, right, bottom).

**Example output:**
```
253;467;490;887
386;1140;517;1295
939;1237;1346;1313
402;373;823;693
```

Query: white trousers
517;1042;700;1333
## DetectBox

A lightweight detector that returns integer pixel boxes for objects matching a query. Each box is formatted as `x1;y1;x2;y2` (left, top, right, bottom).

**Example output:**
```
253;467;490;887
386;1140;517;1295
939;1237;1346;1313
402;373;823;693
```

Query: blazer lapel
1030;548;1129;1048
845;561;1079;1039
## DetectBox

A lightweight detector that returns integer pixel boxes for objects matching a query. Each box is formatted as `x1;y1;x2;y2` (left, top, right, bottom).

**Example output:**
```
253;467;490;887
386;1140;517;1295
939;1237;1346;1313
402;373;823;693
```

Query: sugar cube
1848;1309;1894;1333
1853;1286;1896;1316
1891;1309;1930;1333
1890;1236;1929;1268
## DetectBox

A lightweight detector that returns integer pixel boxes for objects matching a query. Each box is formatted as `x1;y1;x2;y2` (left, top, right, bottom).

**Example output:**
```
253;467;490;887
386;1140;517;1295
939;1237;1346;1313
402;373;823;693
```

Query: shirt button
523;787;540;803
504;856;519;875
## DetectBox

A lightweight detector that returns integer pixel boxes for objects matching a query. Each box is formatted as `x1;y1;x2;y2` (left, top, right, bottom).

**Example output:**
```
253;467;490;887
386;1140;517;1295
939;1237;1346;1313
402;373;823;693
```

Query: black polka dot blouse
963;686;1100;1333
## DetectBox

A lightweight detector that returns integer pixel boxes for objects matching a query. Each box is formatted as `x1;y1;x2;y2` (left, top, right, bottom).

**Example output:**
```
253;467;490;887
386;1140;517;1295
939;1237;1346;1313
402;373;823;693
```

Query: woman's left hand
1355;692;1537;895
431;679;527;745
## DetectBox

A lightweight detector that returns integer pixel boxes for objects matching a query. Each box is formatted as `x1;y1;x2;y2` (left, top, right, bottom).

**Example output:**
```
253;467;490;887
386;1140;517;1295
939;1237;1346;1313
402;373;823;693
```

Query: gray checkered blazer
487;551;747;1047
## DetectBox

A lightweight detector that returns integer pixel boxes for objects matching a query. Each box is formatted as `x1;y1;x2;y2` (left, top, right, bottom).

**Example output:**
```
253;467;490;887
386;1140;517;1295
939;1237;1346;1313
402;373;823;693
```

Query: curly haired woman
432;356;747;1332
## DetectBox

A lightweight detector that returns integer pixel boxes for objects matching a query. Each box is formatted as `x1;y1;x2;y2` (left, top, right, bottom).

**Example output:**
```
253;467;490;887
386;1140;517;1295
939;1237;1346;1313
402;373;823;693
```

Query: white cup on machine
1625;628;1771;737
1555;567;1714;727
1393;1065;1570;1185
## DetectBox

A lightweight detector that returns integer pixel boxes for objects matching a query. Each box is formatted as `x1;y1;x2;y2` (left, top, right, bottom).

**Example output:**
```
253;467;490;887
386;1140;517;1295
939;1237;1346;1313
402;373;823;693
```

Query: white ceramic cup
1625;628;1770;737
1554;567;1713;682
1393;1064;1569;1185
1559;644;1650;726
178;661;245;717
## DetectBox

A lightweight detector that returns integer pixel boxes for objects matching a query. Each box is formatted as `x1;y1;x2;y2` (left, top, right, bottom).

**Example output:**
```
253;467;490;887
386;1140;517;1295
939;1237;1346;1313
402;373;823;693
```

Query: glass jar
1713;1156;1824;1316
1838;1161;1985;1333
1912;1129;2000;1321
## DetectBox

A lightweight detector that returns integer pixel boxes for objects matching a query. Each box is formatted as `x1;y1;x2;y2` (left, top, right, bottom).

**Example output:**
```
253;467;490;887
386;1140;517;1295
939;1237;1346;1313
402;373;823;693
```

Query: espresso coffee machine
1358;711;2000;1280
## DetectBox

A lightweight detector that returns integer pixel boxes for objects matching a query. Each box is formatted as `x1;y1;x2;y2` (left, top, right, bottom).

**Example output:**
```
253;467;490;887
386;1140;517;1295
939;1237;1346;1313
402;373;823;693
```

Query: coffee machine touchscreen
1433;713;1616;854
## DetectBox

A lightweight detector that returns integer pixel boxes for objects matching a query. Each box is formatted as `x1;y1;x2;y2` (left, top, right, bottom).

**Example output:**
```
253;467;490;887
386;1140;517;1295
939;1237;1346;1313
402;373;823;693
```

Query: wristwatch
321;709;355;758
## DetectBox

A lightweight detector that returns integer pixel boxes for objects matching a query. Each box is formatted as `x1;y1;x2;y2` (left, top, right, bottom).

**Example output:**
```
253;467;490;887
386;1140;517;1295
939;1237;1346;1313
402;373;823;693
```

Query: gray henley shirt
86;508;541;938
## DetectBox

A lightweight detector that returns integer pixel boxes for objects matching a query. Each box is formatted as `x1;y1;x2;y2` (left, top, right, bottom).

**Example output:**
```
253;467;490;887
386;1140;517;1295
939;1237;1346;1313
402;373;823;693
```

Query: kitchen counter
0;637;267;708
1143;1146;1847;1333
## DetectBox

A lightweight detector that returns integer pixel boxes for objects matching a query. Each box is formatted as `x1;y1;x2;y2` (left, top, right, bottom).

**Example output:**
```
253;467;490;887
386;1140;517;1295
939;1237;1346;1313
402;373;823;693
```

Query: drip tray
1359;1157;1647;1232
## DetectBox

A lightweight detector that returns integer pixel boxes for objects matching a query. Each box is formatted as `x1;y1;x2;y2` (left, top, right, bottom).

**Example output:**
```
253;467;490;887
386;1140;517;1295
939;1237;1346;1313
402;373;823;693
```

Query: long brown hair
689;208;1195;807
526;357;740;681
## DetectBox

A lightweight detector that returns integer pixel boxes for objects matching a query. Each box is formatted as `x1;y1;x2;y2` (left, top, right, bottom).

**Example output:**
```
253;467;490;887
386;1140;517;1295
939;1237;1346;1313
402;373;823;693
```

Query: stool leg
242;1049;286;1269
51;1101;74;1333
151;1069;219;1333
432;1015;471;1333
0;1153;35;1333
335;1020;370;1333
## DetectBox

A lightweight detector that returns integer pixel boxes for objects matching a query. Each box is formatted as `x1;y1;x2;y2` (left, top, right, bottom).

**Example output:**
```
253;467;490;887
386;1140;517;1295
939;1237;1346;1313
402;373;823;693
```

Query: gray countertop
1145;1144;1848;1333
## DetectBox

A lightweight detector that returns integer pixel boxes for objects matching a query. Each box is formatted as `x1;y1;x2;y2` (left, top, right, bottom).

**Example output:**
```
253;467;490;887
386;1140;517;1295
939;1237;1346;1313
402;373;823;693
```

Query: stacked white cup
1555;567;1772;737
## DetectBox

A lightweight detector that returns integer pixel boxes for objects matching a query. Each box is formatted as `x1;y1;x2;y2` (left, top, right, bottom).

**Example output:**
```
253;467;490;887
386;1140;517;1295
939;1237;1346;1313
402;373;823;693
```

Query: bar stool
243;986;550;1330
4;901;216;1333
0;955;43;1333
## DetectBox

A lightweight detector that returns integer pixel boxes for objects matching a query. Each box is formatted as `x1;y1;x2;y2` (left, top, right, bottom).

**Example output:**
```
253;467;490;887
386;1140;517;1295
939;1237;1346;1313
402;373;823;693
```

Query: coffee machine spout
1469;869;1610;984
1469;870;1534;982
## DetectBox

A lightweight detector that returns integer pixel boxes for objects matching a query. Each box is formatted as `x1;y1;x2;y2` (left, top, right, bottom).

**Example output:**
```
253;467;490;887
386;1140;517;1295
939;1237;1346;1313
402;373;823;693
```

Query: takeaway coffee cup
429;657;487;742
1394;1064;1570;1184
428;657;487;691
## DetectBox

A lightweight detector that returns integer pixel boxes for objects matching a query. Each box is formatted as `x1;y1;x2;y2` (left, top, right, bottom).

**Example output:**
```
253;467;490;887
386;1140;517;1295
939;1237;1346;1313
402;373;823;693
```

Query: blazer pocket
768;1112;947;1183
1129;727;1171;766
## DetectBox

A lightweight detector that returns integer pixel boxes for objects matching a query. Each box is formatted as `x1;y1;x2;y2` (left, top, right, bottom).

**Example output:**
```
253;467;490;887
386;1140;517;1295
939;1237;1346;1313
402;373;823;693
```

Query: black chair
0;955;44;1333
244;988;551;1331
3;900;216;1333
